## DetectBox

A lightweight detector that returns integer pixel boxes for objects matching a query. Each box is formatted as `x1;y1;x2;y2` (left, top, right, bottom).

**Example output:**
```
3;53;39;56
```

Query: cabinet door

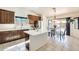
19;30;25;38
0;32;9;43
0;10;6;23
0;32;5;43
0;30;26;44
0;9;14;24
5;11;14;24
9;11;14;23
5;11;9;23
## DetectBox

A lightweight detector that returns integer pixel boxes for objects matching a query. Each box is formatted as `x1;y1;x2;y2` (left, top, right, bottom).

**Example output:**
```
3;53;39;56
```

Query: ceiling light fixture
52;8;56;20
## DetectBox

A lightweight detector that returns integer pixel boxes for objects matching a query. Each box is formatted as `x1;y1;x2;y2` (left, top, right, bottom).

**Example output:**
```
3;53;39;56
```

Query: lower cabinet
0;30;29;44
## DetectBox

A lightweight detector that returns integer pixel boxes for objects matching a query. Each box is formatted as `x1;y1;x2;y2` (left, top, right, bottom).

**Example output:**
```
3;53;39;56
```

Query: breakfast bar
24;30;48;51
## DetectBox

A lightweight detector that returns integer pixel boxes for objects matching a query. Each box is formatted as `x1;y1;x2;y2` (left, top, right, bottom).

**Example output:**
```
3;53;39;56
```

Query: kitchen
0;7;48;51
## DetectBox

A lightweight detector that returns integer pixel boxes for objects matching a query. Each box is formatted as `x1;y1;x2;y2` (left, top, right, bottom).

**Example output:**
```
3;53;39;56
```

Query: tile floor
1;33;79;51
37;35;79;51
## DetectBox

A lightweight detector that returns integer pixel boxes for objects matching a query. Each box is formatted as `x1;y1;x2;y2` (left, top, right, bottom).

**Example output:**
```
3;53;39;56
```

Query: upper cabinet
28;15;41;20
0;9;15;24
28;15;41;28
28;15;41;24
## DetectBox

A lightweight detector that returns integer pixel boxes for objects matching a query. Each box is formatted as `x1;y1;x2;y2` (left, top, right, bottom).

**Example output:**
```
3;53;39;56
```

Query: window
15;16;29;29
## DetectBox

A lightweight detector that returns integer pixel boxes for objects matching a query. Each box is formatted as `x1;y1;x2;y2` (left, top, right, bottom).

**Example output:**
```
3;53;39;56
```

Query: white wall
41;16;48;31
70;19;79;39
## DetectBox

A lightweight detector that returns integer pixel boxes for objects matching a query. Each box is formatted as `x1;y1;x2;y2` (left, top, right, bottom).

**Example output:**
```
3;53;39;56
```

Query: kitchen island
24;30;48;51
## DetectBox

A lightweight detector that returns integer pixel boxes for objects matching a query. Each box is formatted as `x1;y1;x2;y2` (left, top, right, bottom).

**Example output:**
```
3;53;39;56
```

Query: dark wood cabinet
0;30;29;44
28;15;41;20
28;15;41;24
28;15;41;28
0;9;14;24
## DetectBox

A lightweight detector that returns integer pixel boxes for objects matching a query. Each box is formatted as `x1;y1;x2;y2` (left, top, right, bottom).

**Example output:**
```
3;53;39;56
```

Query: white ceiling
26;7;79;17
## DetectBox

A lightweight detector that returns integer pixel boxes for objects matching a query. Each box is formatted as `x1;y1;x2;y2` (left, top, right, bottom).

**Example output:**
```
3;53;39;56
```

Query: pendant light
52;8;56;20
